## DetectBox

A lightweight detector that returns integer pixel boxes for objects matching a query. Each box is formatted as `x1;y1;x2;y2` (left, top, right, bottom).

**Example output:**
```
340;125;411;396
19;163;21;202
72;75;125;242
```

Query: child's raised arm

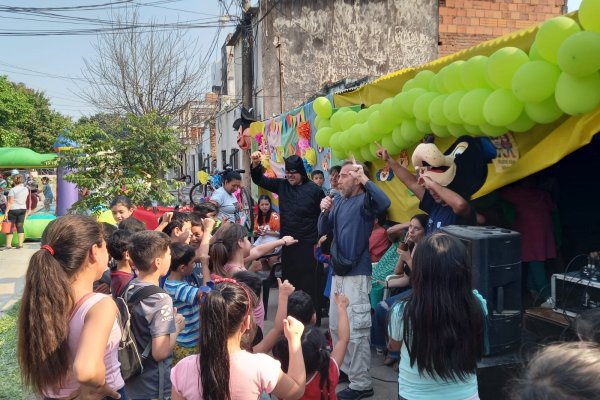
271;317;306;400
253;278;295;354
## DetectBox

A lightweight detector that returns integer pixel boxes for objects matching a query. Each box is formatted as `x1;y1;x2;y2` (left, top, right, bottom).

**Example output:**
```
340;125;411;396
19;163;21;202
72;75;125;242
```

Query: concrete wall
259;0;439;117
438;0;566;57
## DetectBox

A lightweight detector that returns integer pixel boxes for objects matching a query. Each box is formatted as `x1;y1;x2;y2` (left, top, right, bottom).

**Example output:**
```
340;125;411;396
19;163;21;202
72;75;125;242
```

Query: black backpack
116;284;165;381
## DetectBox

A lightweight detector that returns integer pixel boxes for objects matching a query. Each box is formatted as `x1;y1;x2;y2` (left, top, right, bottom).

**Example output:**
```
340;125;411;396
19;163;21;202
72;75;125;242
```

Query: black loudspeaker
441;225;522;355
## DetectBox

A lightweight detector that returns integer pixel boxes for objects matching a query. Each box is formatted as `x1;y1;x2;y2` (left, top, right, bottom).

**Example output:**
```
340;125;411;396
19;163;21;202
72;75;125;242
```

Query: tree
0;75;71;152
79;10;207;120
58;113;183;212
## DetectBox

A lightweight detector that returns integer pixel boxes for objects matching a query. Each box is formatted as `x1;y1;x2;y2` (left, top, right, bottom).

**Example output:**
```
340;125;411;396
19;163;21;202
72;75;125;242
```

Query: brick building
438;0;567;56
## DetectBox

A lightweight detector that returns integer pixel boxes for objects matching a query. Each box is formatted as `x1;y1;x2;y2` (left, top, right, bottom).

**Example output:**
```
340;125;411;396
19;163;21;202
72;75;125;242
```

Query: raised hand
277;278;295;297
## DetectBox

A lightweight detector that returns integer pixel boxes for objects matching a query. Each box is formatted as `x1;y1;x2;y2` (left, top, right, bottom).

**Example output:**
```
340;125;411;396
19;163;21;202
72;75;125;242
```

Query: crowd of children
15;176;600;400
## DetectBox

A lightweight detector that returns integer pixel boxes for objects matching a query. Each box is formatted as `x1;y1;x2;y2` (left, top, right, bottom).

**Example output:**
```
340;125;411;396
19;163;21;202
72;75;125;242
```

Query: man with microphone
319;161;390;400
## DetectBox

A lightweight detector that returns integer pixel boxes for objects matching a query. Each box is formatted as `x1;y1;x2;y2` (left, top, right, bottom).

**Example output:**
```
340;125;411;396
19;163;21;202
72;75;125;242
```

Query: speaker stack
441;225;522;355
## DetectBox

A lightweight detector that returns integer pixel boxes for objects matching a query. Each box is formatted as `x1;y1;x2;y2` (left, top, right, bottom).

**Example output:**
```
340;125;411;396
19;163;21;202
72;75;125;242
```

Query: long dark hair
272;328;331;399
256;195;273;227
402;233;484;381
17;215;104;395
209;222;247;277
198;281;253;400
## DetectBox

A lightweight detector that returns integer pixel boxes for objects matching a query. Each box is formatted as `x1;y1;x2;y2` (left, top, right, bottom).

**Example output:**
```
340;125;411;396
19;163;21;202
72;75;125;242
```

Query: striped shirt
164;278;200;347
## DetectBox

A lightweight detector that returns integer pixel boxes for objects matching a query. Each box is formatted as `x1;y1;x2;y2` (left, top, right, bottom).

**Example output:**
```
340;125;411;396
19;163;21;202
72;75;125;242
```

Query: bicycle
189;166;254;232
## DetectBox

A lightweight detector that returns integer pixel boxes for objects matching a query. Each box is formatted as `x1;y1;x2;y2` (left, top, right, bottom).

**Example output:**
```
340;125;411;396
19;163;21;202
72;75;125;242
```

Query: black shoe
338;370;349;383
337;387;374;400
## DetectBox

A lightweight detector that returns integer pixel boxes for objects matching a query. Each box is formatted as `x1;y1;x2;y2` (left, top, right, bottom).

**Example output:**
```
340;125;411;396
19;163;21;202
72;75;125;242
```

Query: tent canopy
0;147;57;168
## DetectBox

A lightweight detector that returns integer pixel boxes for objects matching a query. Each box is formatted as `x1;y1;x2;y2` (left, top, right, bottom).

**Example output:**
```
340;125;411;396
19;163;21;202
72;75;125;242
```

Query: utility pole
241;0;253;189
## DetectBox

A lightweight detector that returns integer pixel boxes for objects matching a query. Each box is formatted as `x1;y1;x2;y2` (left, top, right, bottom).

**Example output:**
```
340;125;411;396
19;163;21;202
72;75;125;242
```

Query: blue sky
0;0;583;120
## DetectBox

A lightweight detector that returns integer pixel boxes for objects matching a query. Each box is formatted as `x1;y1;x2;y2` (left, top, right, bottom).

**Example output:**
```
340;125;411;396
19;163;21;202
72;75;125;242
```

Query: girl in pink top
17;215;124;399
171;280;307;400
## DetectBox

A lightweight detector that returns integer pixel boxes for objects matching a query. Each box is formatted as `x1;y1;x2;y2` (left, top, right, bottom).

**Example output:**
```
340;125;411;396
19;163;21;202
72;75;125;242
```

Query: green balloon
447;124;466;137
480;123;508;137
484;89;523;127
524;96;564;124
413;70;436;89
340;110;358;131
529;43;544;61
507;111;536;132
430;123;451;138
380;97;403;126
313;97;333;119
555;71;600;115
338;131;353;152
393;93;411;119
319;118;331;128
534;16;581;64
415;119;432;134
314;116;322;129
329;132;341;151
461;55;490;90
579;0;600;33
332;149;347;161
429;94;450;126
382;134;402;155
428;73;446;93
413;92;439;123
459;89;492;126
330;110;345;131
356;107;373;124
399;88;427;117
315;127;334;147
443;61;466;92
443;91;466;124
486;47;529;90
436;66;451;94
557;32;600;77
464;124;483;136
347;128;362;148
361;146;375;161
368;110;392;137
391;126;407;148
403;79;419;91
512;61;561;103
401;120;425;143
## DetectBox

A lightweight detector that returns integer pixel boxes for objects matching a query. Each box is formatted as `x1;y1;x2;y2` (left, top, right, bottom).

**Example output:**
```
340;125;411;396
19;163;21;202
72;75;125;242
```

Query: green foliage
0;75;71;152
59;113;183;212
0;302;32;399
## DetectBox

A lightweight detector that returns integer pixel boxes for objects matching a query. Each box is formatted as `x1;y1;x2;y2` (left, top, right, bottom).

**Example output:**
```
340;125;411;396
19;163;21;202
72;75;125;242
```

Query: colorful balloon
382;134;402;155
330;110;345;131
413;70;436;89
443;61;466;92
534;16;581;64
392;126;407;148
557;31;600;77
380;97;403;126
361;146;376;161
313;97;333;119
512;60;561;103
447;124;465;137
480;123;508;137
528;43;544;61
486;47;529;90
399;88;427;117
340;110;358;131
415;120;432;134
430;123;451;138
400;120;424;143
555;71;600;115
484;89;523;126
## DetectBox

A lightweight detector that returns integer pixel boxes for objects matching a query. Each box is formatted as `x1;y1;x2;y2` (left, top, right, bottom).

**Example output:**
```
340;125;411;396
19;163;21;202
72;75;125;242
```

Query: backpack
116;284;166;381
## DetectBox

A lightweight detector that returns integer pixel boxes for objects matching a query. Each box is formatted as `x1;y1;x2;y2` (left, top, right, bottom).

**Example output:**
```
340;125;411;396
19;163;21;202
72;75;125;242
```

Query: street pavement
0;241;398;399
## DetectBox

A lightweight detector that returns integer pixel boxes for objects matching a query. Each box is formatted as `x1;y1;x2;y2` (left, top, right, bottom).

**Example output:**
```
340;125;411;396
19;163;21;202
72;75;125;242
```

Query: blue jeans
371;289;412;352
104;387;128;400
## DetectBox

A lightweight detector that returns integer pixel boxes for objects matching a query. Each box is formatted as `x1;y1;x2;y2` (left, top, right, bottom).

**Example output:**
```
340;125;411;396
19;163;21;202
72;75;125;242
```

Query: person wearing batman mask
251;151;326;321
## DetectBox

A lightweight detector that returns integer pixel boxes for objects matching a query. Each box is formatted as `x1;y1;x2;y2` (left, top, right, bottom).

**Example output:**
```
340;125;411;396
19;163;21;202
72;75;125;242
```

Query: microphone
321;192;336;213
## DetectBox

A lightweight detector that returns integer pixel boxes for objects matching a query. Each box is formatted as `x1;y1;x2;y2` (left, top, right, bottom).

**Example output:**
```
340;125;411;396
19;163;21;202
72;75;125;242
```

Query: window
221;150;227;169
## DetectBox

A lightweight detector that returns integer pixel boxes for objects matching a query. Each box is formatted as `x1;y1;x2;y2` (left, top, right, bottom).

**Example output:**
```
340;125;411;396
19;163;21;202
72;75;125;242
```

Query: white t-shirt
211;187;240;222
8;184;29;210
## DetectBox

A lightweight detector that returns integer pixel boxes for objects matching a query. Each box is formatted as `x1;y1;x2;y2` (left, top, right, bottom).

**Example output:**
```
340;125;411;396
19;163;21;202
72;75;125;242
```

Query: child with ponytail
272;292;350;400
171;280;307;400
17;215;124;399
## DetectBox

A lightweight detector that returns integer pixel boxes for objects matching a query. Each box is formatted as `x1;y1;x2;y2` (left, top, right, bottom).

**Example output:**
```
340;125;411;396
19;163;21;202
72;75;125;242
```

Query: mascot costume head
411;136;490;200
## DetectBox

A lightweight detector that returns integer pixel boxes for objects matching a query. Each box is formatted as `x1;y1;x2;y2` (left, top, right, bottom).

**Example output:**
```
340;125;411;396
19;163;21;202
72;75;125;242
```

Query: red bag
1;220;12;234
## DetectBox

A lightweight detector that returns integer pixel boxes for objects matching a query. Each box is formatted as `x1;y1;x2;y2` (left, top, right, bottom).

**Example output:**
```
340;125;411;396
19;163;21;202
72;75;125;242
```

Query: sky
0;0;240;119
0;0;583;120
